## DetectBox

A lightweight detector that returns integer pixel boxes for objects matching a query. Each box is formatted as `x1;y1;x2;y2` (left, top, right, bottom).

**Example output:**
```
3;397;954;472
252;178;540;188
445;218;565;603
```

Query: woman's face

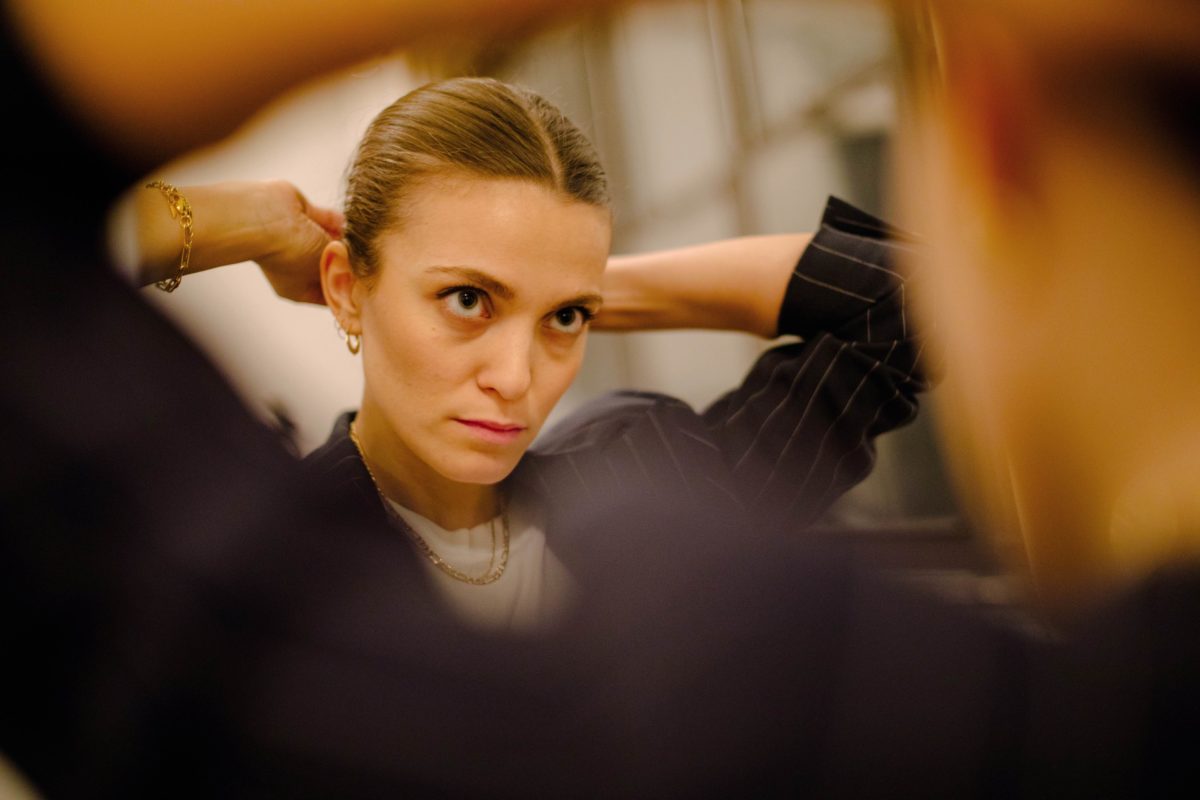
354;174;611;486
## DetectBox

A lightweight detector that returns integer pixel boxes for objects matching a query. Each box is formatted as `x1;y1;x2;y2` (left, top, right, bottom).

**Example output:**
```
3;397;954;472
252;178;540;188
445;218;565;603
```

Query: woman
129;77;925;632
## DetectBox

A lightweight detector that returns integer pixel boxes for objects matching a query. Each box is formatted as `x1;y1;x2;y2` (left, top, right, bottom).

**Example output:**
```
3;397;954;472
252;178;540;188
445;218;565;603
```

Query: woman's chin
434;451;523;487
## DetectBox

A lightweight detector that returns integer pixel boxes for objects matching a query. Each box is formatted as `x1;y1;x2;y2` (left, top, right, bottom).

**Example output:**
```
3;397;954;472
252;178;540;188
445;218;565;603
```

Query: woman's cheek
541;342;586;406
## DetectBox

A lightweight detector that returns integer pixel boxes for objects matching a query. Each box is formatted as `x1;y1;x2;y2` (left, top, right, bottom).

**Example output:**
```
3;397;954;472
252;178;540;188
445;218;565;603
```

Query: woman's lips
454;418;527;444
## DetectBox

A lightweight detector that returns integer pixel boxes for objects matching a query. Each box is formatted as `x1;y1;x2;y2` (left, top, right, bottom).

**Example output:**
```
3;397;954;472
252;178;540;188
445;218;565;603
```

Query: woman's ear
320;240;363;334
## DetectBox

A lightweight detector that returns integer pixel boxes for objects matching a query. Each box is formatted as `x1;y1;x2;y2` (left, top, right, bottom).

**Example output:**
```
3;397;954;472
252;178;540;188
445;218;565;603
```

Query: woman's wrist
594;255;675;331
188;181;296;272
129;180;296;287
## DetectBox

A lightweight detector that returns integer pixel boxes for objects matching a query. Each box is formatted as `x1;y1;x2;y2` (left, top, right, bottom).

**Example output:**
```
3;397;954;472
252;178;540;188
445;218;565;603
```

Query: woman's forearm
597;233;812;338
132;182;285;285
128;180;339;303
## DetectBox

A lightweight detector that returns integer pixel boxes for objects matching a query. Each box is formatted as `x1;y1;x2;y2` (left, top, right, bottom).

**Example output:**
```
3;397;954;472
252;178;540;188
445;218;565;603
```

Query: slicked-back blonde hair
342;77;609;280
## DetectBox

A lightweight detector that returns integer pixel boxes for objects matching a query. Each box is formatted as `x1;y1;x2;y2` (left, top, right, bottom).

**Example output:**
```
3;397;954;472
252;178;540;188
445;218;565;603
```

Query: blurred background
134;0;974;557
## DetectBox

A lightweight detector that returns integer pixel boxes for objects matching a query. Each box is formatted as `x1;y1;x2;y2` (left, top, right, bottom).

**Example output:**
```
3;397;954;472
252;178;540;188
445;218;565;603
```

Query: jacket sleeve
701;196;929;527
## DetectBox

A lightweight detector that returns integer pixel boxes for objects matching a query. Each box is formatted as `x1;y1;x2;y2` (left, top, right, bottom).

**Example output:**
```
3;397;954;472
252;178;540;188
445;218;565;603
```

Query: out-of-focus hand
10;0;630;167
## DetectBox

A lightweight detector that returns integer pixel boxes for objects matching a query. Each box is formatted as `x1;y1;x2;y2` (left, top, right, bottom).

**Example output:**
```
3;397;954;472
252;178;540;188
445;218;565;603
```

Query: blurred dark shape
266;400;302;458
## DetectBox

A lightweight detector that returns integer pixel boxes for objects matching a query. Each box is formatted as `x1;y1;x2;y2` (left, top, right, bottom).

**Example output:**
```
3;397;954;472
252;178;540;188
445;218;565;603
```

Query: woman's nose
476;326;534;401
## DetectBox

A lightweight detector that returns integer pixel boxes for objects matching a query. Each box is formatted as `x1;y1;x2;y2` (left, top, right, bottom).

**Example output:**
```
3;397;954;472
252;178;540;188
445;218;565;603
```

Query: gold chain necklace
349;421;510;586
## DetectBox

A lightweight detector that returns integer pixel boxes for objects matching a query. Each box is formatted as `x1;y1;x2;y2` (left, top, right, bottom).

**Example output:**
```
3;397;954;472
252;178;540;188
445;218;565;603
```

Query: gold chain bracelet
146;180;193;292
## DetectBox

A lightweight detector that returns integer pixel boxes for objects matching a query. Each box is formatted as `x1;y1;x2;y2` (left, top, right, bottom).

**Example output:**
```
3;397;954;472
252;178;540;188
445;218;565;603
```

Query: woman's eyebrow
425;266;514;300
559;293;604;310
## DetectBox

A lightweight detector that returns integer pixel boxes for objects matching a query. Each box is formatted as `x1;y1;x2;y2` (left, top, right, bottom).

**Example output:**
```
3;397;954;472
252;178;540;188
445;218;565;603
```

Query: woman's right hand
133;180;343;304
252;181;344;305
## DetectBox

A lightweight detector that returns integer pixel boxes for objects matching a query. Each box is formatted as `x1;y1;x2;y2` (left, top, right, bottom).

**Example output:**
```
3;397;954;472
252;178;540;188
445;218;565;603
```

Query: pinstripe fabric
306;197;927;575
519;196;927;540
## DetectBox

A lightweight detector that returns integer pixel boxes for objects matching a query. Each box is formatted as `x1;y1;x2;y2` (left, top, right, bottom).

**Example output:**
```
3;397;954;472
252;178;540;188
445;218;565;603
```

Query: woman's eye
548;307;590;335
443;288;488;319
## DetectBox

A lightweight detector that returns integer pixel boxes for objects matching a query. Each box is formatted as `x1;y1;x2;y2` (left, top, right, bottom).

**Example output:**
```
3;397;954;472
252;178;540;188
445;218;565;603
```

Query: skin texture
322;174;611;530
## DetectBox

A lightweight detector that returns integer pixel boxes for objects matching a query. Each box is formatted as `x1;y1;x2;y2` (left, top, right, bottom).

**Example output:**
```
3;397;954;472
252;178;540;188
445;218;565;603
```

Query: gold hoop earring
334;318;361;355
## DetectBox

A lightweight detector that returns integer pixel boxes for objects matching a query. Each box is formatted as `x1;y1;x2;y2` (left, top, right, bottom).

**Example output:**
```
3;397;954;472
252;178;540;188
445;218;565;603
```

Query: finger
307;205;345;239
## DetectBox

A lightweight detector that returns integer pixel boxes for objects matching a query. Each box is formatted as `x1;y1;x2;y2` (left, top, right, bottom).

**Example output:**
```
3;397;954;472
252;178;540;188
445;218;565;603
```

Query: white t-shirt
384;492;577;633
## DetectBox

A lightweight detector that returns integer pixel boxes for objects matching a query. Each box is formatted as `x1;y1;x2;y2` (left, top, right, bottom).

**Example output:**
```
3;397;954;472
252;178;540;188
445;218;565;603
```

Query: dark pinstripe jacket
305;196;927;581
